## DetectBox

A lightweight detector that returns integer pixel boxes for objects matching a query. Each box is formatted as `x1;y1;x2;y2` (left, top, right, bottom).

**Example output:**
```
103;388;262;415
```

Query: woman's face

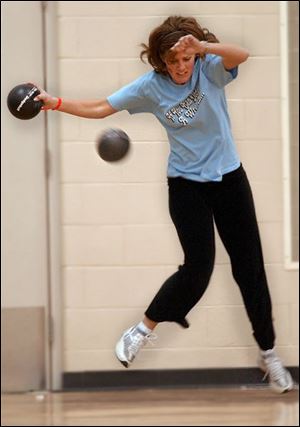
164;51;196;85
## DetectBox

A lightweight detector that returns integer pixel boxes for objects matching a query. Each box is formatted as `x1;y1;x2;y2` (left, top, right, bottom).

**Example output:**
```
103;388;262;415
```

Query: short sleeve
107;74;153;115
201;54;238;88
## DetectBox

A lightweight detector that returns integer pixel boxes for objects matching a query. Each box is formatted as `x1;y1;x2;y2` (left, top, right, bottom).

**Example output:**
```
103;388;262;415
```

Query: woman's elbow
241;49;250;63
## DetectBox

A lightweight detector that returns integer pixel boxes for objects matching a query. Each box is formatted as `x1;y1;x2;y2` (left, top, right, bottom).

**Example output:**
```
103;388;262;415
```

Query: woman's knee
179;261;214;287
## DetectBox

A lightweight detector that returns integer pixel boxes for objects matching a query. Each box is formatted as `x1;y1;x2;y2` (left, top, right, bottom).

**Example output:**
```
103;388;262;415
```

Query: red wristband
52;97;62;111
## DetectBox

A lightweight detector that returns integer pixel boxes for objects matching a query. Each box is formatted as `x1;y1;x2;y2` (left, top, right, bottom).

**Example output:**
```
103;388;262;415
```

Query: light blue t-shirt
107;55;240;182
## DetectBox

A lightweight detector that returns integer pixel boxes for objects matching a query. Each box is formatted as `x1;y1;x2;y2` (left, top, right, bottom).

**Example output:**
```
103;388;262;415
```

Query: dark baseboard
63;367;299;391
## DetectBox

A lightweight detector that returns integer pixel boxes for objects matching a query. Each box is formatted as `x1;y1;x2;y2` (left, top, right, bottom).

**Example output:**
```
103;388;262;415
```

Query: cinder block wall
57;1;299;372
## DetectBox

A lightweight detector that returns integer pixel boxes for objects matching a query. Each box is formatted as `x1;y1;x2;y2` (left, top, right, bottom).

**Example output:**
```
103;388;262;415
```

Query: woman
35;16;293;393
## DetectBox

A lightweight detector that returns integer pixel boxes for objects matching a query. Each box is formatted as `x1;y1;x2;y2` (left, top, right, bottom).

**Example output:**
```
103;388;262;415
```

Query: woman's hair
140;16;219;75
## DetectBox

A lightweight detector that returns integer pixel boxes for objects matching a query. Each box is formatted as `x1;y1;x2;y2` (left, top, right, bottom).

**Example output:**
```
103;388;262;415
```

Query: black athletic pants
145;164;275;350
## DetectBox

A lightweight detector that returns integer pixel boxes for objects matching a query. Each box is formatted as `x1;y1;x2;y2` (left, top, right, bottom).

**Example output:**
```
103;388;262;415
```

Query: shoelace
262;356;287;381
129;332;157;354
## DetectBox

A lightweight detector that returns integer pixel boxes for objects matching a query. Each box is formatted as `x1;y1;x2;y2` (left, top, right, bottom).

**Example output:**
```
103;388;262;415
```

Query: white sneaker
258;350;294;393
115;326;157;368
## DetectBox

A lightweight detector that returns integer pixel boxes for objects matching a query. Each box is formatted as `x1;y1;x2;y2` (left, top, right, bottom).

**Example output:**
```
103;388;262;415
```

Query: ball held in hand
7;83;43;120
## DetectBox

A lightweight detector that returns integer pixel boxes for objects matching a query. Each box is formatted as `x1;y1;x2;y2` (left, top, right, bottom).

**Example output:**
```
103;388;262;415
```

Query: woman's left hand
171;35;208;57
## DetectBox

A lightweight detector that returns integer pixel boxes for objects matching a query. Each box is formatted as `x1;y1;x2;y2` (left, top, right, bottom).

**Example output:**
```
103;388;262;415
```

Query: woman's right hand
29;83;58;110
